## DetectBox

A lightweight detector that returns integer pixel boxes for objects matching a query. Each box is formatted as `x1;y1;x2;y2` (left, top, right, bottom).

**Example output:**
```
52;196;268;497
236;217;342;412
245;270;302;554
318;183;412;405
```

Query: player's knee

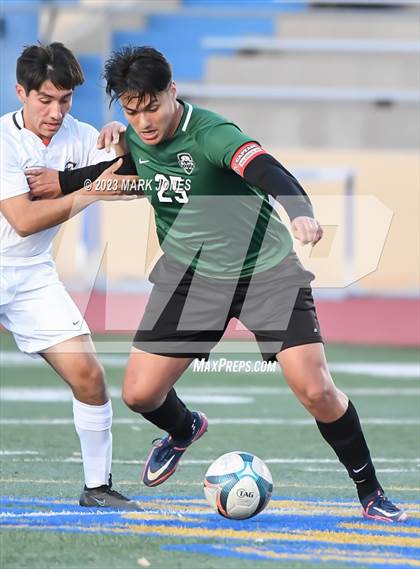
122;365;165;412
122;384;165;412
83;360;105;386
122;387;138;410
301;382;336;410
71;360;107;401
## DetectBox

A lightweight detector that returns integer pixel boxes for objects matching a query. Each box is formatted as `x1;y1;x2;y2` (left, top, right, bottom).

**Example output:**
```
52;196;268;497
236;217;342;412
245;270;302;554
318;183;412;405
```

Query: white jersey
0;110;114;266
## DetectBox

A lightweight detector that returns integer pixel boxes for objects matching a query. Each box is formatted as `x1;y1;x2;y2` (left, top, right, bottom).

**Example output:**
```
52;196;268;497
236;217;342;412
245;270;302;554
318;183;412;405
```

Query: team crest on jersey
177;152;195;175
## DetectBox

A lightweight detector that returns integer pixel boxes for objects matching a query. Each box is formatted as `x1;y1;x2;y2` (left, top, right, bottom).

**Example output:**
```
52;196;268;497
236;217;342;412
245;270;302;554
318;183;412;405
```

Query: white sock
72;397;113;488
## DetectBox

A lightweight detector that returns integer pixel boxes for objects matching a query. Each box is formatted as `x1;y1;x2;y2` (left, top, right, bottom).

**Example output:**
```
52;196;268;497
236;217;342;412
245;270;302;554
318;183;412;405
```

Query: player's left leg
127;256;227;486
276;342;407;522
3;261;137;509
40;334;138;509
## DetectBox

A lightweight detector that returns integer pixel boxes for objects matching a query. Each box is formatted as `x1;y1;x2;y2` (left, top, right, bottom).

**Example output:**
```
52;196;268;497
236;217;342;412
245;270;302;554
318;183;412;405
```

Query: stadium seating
181;0;306;9
11;1;414;150
113;14;276;81
196;6;419;149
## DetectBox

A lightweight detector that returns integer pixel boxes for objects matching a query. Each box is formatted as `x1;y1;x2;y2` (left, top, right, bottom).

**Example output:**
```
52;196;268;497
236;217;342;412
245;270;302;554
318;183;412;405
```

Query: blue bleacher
71;55;106;131
0;1;80;116
0;7;39;115
182;0;305;10
113;14;276;82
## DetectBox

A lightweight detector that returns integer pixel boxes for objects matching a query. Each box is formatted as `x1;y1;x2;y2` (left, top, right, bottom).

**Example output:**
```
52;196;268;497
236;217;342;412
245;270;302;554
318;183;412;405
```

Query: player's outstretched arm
26;153;138;199
198;122;322;246
1;160;135;237
233;146;323;246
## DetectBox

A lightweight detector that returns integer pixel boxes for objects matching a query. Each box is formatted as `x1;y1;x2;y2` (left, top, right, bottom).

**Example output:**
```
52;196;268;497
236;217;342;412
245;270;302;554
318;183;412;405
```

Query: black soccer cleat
79;474;141;510
142;411;208;487
362;489;407;523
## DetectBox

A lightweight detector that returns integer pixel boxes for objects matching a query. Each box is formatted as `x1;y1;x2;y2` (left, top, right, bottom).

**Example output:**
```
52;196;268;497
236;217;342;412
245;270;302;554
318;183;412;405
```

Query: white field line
0;388;253;404
1;351;419;379
0;510;152;519
0;386;419;403
0;450;39;456
208;418;420;425
0;503;362;519
329;362;420;379
2;456;418;466
69;454;420;465
161;386;420;395
0;478;417;492
0;503;393;519
305;468;419;474
0;417;418;426
339;388;419;396
135;386;420;395
1;458;418;477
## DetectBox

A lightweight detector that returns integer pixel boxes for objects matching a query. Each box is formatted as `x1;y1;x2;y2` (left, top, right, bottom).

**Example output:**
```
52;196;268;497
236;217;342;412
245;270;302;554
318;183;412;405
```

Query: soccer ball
203;451;273;520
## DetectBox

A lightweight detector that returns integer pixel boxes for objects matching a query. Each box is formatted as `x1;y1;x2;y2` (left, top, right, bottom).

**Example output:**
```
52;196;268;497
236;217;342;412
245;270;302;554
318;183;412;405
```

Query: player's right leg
277;342;407;522
244;256;407;523
123;349;208;486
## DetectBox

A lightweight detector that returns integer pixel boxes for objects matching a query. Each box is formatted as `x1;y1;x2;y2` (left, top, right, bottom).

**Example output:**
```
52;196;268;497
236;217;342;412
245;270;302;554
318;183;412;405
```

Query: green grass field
0;333;419;569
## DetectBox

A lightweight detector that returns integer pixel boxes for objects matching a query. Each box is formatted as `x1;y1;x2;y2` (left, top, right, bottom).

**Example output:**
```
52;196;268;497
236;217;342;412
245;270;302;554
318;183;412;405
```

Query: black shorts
133;252;323;361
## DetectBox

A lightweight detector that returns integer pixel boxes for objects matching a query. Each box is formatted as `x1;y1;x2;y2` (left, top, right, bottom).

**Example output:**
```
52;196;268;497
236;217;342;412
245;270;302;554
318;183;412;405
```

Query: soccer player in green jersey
28;46;406;522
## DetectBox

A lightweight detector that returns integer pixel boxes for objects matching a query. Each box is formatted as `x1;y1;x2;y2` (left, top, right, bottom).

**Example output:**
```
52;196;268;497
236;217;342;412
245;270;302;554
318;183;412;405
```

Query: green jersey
126;101;293;279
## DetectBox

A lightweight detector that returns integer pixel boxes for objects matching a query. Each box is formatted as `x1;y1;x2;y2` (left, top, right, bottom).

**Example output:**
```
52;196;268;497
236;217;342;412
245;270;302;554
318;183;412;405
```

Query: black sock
141;388;194;441
316;400;382;503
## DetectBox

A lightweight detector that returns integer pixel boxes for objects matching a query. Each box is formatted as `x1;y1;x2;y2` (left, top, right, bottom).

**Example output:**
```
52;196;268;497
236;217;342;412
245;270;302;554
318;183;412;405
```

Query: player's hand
291;216;323;246
83;158;142;200
97;121;127;153
25;168;61;199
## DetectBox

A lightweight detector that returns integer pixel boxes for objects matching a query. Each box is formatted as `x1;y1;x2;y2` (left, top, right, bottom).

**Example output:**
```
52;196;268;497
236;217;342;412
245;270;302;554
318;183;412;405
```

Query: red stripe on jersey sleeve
230;142;267;177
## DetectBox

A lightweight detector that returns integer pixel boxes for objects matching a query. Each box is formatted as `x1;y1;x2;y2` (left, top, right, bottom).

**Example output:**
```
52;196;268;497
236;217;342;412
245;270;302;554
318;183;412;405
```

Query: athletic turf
0;333;418;569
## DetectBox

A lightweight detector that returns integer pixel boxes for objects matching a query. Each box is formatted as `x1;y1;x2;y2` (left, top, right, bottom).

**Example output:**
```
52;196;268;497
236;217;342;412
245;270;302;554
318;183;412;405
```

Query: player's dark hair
104;46;172;106
16;42;84;94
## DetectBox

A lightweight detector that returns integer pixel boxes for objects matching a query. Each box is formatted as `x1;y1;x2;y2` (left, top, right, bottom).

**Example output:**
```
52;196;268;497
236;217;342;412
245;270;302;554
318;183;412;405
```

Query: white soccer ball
204;451;273;520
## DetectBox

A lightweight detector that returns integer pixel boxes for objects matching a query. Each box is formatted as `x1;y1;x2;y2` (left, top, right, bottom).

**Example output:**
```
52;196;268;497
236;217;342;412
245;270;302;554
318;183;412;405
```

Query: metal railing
177;82;420;103
202;37;420;53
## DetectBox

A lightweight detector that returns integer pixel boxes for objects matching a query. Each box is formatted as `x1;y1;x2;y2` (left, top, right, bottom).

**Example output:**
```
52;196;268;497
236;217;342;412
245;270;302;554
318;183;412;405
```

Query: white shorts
0;260;90;354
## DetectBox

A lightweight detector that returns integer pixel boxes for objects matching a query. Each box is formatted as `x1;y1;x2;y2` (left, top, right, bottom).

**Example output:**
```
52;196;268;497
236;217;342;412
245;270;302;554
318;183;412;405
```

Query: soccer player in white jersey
0;43;138;509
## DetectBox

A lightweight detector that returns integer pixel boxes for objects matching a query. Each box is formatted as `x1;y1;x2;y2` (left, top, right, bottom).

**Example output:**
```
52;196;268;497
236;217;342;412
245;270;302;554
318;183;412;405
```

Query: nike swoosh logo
91;497;106;506
353;463;368;474
372;506;397;518
146;456;175;482
72;320;80;326
138;158;150;165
